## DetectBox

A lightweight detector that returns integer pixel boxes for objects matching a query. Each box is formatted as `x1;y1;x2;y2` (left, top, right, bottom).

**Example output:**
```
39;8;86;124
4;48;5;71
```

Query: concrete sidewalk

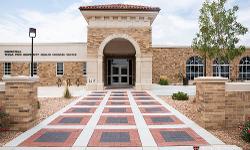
2;90;240;150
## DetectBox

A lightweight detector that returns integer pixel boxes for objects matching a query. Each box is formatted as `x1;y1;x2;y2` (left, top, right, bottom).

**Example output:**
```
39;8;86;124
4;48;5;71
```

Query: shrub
64;85;72;99
240;121;250;143
159;78;169;85
172;92;189;100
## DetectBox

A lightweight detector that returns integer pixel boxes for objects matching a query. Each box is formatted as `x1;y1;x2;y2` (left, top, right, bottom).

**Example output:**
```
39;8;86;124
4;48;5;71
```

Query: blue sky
0;0;249;46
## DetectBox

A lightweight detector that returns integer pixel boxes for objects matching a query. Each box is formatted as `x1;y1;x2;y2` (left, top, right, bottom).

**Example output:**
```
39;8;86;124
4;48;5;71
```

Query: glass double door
111;64;129;85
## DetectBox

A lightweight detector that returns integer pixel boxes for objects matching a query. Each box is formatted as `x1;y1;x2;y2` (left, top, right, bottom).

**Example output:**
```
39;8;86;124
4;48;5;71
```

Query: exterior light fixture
29;28;36;77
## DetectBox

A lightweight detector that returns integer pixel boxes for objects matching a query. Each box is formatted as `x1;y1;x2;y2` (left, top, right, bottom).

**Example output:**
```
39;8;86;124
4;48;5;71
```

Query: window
239;56;250;80
213;59;230;78
4;62;11;75
56;62;64;76
186;56;204;80
83;62;87;75
30;62;38;76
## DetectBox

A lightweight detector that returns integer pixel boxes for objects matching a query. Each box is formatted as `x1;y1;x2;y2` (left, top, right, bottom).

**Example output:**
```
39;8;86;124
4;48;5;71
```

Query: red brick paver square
143;115;183;125
98;115;135;125
88;129;141;147
150;128;208;146
106;101;130;106
109;96;128;100
103;107;132;113
134;96;155;101
139;107;170;113
82;97;103;100
65;107;97;113
19;129;81;147
75;101;101;106
49;115;91;125
136;101;161;106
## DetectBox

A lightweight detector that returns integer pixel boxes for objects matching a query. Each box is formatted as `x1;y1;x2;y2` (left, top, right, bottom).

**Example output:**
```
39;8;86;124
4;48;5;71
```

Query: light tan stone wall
152;48;201;83
87;27;152;56
195;77;227;129
152;48;250;83
12;62;30;76
225;91;250;128
0;62;87;86
195;78;250;129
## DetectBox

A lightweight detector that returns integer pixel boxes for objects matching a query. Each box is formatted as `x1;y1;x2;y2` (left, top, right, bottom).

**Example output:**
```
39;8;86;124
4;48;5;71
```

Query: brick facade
0;62;87;86
0;47;249;86
152;47;250;84
87;27;152;56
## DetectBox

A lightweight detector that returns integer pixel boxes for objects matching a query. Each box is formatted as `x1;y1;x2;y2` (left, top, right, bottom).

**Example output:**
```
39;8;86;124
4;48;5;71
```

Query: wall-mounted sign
4;50;77;57
0;44;87;62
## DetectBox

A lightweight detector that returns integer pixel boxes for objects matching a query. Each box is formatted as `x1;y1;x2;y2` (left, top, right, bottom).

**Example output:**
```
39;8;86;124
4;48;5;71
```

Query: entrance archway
104;38;136;86
97;34;141;89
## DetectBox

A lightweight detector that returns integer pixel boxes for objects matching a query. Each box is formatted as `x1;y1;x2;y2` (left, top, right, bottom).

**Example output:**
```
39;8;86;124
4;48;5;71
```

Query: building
0;4;249;90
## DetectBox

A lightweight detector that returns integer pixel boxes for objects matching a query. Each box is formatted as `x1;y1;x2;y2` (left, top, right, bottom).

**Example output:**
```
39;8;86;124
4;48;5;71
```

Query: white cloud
0;2;87;43
0;0;249;46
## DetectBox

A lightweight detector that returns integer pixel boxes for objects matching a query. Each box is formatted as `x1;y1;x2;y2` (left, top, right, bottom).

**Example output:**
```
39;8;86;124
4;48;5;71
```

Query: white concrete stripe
62;113;94;115
95;125;137;129
128;90;157;147
70;106;98;108
142;113;174;116
101;113;133;115
4;91;90;147
86;147;142;150
137;105;165;107
44;125;85;129
146;90;224;145
73;91;111;146
104;105;131;108
147;124;188;128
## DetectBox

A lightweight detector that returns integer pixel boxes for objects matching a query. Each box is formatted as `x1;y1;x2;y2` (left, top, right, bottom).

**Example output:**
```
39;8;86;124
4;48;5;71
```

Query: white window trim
3;62;11;76
186;62;204;80
238;63;250;81
212;64;230;79
56;62;64;76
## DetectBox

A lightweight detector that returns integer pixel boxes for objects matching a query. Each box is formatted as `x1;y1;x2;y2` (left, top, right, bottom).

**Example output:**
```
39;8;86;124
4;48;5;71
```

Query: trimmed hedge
172;92;189;101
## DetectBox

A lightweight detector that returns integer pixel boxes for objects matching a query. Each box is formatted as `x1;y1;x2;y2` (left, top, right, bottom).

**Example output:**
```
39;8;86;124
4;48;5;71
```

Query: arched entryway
97;34;141;89
103;38;136;87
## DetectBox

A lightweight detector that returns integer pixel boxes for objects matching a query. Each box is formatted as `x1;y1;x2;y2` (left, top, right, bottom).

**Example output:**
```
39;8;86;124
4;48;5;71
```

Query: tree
192;0;248;77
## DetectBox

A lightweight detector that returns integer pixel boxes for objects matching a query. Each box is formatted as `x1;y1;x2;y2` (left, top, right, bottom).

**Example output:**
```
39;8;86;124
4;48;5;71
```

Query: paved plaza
2;90;239;150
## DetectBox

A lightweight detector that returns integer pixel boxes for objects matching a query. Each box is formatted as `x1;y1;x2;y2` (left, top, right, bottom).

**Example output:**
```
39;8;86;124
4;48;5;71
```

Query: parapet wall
1;76;39;131
195;77;250;129
225;83;250;128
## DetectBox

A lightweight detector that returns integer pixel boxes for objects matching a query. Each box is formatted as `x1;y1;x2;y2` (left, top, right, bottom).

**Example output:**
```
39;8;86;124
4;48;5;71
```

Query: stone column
86;57;98;90
97;56;104;90
194;77;228;129
135;57;142;90
140;56;152;90
3;76;39;131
